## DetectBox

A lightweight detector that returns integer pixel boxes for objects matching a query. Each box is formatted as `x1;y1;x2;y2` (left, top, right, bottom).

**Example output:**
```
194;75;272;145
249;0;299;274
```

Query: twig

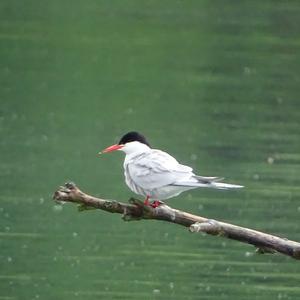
53;182;300;260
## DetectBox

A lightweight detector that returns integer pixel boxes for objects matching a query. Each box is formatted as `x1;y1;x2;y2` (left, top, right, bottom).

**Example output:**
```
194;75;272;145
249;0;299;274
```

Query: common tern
100;132;243;207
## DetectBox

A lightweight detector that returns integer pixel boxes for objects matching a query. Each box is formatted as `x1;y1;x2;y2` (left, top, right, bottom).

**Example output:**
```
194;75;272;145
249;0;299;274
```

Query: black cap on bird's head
118;131;151;147
100;131;151;154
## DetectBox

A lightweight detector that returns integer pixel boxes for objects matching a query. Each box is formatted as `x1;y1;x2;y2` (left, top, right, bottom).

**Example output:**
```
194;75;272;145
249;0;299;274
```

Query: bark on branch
53;182;300;260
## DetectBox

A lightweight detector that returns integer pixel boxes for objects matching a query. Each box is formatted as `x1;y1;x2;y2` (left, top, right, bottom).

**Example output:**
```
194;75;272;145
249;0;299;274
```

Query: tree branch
53;182;300;260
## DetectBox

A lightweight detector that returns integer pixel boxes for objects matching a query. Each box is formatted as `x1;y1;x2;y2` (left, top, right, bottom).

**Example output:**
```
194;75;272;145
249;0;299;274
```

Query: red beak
99;144;123;154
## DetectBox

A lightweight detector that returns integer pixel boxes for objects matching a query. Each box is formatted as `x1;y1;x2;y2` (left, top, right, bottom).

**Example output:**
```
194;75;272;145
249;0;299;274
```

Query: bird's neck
123;142;151;157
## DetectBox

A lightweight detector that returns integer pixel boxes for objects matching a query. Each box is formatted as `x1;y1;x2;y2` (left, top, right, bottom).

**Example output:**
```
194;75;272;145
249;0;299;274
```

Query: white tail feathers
173;175;244;190
211;182;244;190
173;181;244;190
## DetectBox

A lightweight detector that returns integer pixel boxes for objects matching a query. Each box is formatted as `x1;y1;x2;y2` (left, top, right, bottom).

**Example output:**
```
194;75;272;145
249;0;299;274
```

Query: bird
100;131;243;208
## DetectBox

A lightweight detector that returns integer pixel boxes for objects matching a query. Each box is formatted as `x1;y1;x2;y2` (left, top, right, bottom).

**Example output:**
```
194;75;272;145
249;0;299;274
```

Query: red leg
144;196;150;206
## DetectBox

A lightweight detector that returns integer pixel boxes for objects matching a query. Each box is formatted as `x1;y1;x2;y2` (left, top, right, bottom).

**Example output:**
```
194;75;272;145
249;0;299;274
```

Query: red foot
144;197;163;208
144;196;150;206
151;200;162;208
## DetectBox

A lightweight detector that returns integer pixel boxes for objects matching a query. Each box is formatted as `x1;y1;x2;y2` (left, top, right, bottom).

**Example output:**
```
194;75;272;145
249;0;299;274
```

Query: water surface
1;1;300;299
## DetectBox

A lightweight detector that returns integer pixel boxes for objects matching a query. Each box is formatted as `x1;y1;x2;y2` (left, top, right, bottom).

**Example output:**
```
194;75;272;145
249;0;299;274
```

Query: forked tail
173;175;244;189
194;175;244;190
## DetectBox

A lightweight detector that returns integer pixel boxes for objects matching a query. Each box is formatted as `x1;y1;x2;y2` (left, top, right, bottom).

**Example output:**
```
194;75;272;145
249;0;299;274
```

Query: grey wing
193;175;224;184
127;150;194;189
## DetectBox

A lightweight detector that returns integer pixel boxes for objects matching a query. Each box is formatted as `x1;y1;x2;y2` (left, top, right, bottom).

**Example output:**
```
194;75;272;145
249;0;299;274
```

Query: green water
1;1;300;299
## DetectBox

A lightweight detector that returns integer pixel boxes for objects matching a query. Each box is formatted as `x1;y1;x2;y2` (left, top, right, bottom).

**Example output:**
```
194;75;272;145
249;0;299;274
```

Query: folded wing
127;150;194;189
